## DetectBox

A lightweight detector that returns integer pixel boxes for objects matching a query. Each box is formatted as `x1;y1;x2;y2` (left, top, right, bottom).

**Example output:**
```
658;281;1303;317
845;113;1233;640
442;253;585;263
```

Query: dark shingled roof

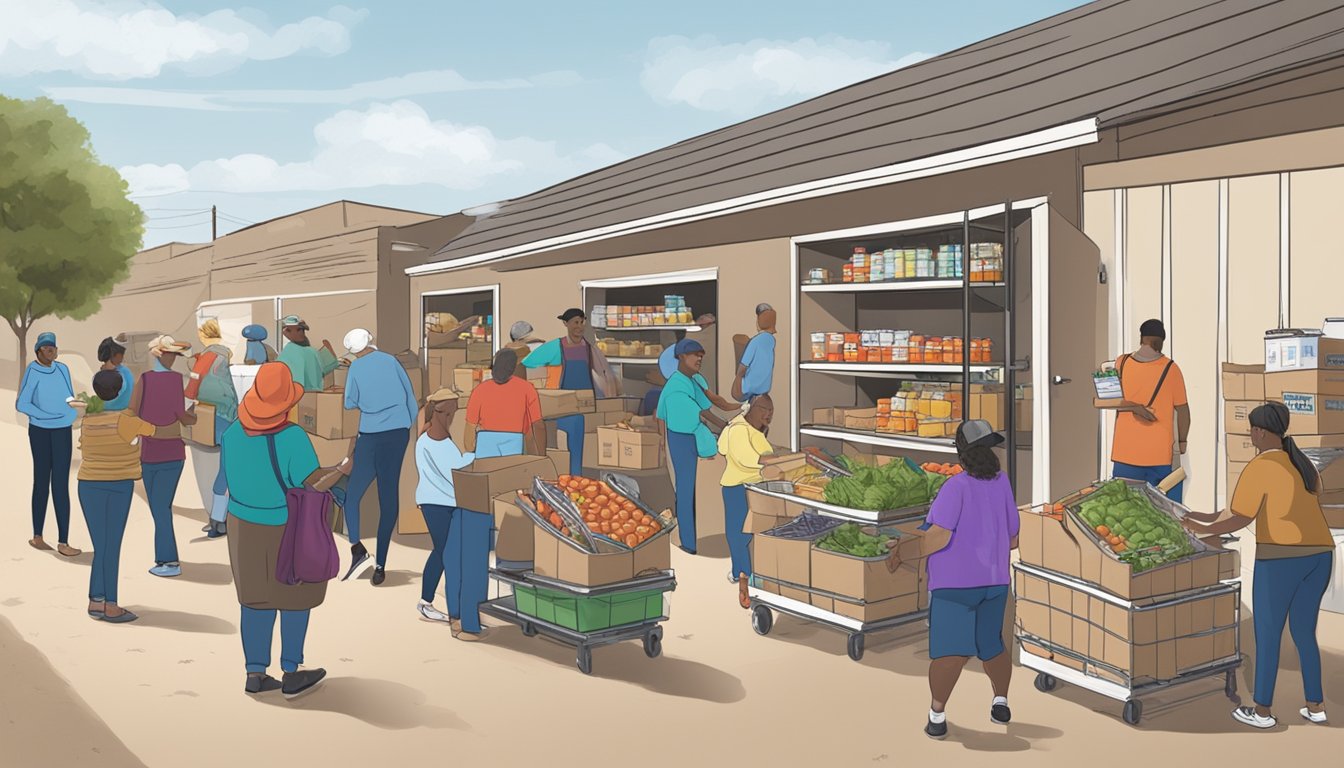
428;0;1344;266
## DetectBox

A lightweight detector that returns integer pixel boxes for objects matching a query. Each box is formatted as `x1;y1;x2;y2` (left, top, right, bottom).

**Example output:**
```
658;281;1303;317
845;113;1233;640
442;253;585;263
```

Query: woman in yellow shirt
1184;402;1332;729
719;395;773;609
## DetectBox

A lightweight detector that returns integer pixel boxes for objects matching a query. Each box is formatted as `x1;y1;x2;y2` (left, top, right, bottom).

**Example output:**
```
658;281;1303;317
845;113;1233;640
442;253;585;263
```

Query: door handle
1052;375;1071;385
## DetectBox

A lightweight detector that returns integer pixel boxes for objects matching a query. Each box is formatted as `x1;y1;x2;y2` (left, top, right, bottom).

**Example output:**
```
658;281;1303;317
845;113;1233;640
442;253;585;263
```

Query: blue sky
3;0;1084;247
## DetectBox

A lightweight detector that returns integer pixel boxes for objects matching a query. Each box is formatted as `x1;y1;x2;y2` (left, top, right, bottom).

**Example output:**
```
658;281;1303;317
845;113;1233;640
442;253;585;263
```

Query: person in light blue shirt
17;332;81;555
656;339;730;555
414;389;487;636
339;329;417;586
732;304;777;403
96;337;135;412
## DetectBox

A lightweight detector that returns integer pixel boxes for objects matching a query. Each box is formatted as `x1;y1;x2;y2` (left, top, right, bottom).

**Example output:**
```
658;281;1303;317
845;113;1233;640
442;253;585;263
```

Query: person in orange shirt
1183;402;1332;729
464;349;545;461
1110;319;1190;502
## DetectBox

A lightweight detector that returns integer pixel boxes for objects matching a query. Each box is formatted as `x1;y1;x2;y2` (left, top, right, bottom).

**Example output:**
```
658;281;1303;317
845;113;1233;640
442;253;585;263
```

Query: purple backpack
266;429;340;585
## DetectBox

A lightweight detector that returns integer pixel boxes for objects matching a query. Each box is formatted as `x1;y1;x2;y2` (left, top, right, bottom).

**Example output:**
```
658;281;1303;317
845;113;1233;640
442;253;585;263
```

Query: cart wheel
643;632;663;658
521;622;538;638
751;604;773;636
847;633;865;662
1033;673;1057;693
576;645;593;675
1225;673;1241;705
1122;699;1143;726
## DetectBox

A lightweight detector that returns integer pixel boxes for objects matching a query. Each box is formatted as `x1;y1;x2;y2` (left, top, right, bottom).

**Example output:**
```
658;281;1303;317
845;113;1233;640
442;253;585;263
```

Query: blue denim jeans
554;414;585;476
29;425;73;541
721;484;752;578
344;428;410;566
421;504;455;603
78;479;133;603
1112;461;1183;504
142;460;184;564
240;606;310;674
1252;552;1332;707
667;431;698;552
441;506;492;633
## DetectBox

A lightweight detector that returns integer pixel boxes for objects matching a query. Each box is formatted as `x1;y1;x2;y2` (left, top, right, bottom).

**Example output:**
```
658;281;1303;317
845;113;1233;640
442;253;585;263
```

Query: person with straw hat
186;318;239;539
220;362;347;698
129;335;198;578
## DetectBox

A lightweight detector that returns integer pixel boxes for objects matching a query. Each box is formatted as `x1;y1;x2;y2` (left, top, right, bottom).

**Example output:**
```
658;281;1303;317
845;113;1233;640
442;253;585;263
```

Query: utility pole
211;205;217;241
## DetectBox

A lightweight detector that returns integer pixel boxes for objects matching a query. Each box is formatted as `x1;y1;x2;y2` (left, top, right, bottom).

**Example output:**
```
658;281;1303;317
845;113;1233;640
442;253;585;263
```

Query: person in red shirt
464;349;545;461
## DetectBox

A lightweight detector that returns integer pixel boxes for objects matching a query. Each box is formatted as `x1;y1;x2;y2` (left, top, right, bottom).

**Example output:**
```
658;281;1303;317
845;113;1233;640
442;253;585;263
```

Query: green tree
0;95;143;383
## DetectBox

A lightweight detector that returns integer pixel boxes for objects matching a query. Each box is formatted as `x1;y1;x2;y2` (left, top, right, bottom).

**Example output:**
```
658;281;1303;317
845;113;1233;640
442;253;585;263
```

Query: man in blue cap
16;332;82;556
657;338;731;555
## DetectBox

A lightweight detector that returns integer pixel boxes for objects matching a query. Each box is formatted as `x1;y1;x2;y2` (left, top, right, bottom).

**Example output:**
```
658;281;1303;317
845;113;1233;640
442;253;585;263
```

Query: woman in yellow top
77;370;158;624
1183;402;1332;729
718;395;773;609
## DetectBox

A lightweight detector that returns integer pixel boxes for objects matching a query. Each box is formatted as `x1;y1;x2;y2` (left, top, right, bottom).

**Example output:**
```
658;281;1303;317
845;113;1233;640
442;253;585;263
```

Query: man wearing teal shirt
656;339;729;555
276;315;340;391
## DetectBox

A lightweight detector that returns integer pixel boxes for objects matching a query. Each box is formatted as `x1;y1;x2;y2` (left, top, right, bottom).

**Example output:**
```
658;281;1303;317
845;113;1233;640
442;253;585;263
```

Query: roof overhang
407;117;1099;278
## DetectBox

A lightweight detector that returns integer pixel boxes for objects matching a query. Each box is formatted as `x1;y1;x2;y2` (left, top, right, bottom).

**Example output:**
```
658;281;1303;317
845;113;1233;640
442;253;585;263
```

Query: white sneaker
1300;707;1328;724
1232;706;1277;729
417;600;451;623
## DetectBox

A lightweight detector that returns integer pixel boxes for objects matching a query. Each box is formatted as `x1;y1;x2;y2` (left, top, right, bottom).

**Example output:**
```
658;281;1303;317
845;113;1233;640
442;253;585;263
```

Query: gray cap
509;320;534;341
957;419;1005;449
755;303;774;315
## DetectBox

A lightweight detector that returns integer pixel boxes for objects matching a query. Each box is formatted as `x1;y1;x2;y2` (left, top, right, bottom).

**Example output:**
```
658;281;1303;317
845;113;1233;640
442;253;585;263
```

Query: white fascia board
406;118;1100;277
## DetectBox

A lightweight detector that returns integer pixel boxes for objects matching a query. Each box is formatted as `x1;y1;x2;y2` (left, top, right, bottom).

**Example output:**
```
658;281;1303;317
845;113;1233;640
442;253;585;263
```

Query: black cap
1139;319;1166;340
558;308;586;323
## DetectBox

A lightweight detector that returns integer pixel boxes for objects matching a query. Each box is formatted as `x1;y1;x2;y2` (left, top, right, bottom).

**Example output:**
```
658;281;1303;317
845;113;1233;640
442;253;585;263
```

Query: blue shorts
928;585;1009;661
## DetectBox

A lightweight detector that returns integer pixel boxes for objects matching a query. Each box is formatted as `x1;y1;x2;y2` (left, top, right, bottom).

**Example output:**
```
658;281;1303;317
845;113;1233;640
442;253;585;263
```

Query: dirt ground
1;409;1342;767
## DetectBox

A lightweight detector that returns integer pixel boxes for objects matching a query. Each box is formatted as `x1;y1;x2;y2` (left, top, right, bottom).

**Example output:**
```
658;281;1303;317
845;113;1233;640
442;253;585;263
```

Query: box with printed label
1272;391;1344;435
1267;369;1344;399
1224;400;1259;436
1265;335;1344;373
617;429;663;470
596;426;623;467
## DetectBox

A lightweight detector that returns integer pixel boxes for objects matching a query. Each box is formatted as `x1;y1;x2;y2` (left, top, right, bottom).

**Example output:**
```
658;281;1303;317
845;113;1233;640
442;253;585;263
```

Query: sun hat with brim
957;419;1005;449
239;362;305;432
281;315;309;330
147;335;191;357
426;388;460;403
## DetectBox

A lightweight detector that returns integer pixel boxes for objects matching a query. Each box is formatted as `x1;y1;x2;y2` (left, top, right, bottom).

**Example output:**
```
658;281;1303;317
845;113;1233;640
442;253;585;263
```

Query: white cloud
117;100;625;196
641;35;931;114
0;0;366;79
44;68;584;111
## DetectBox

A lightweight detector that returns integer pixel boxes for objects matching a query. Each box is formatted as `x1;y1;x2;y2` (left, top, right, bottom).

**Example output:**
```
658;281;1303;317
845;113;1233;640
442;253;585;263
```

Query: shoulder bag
266;427;340;585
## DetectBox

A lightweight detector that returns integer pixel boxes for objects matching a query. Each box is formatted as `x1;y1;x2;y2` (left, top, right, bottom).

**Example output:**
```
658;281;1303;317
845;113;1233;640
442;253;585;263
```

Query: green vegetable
1074;479;1196;573
75;392;104;414
816;523;895;558
823;455;947;511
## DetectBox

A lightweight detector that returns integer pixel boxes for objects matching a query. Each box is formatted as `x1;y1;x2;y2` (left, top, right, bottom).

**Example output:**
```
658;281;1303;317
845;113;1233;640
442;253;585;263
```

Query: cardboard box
309;435;355;468
298;390;359;439
1224;400;1258;436
531;524;672;587
426;348;466;390
1227;459;1248;494
546;448;571;476
752;528;818;594
1225;434;1257;464
1272;391;1344;435
558;431;599;469
596;426;622;467
970;393;1004;430
453;364;489;394
843;407;878;431
1265;335;1344;373
810;545;921;603
538;389;581;418
1267;369;1344;399
575;390;596;414
596;397;641;414
811;407;838;426
745;487;804;533
452;455;558;514
1221;363;1266;401
183;402;217;446
826;592;922;622
618;429;663;470
492;492;535;567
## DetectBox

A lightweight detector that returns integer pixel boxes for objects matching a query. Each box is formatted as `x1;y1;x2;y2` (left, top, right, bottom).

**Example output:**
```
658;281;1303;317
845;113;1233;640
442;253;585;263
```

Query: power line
144;210;211;220
217;210;257;224
141;207;212;212
145;221;209;230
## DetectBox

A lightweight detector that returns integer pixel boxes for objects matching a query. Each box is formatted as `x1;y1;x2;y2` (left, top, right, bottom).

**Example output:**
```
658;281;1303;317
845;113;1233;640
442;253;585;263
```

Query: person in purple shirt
898;419;1019;740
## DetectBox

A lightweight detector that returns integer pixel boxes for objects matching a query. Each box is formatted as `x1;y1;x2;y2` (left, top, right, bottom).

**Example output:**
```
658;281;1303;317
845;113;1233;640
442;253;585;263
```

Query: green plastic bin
513;585;663;632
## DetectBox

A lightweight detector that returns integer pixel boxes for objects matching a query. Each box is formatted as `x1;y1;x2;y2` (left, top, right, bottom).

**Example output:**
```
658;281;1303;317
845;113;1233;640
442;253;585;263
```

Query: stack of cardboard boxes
426;341;493;393
809;383;1006;436
1016;499;1241;684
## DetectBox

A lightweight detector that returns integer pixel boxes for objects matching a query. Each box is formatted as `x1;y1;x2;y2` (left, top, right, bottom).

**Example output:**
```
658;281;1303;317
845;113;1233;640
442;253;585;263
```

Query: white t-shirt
415;432;476;508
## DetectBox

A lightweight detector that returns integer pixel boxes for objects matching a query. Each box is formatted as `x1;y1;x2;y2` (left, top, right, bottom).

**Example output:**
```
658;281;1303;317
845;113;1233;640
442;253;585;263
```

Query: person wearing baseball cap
656;338;730;555
131;335;199;577
277;315;339;391
338;328;419;586
1110;318;1190;502
518;308;622;476
731;303;778;404
912;419;1017;740
17;331;81;555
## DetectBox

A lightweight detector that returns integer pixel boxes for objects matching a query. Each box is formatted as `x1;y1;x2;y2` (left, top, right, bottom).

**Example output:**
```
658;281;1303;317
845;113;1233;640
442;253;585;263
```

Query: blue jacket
17;361;77;429
344;349;417;434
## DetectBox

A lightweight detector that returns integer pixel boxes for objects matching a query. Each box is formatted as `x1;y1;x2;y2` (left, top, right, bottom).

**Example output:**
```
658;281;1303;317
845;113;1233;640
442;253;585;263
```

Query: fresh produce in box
553;474;663;548
1074;480;1195;573
764;512;844;539
816;523;896;557
523;492;589;549
823;455;947;511
920;462;963;477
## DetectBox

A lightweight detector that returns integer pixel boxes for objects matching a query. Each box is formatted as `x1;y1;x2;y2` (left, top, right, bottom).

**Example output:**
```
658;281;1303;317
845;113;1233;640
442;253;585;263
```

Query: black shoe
342;544;370;582
281;668;326;699
206;521;227;539
371;566;386;586
926;716;948;740
991;702;1012;725
245;674;282;694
